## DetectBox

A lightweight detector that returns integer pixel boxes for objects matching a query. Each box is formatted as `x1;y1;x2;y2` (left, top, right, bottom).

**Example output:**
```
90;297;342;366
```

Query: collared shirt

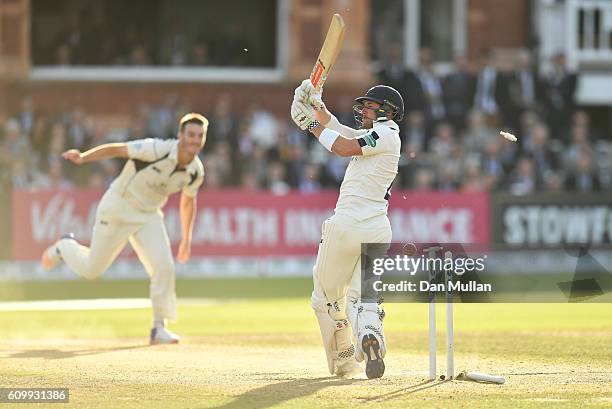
475;66;497;114
334;120;401;221
109;138;204;212
520;69;535;106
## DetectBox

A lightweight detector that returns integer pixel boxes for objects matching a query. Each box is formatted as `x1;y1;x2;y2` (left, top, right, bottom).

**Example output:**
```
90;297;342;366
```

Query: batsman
291;81;403;378
41;113;207;345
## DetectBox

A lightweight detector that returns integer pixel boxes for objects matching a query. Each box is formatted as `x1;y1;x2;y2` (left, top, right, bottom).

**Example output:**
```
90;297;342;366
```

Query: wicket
423;246;455;380
425;246;505;384
427;247;454;381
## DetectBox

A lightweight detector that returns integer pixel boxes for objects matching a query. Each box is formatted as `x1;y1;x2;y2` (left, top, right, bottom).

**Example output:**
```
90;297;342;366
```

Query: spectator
507;49;539;132
473;51;501;121
443;55;476;132
285;139;307;188
299;163;322;194
126;117;152;142
565;151;601;192
37;159;74;190
189;38;209;66
543;171;564;192
97;36;118;65
461;160;485;192
436;162;460;192
159;16;188;66
129;44;153;66
240;171;260;191
541;52;577;141
565;124;594;171
398;139;428;189
429;122;456;164
572;110;599;140
56;44;72;65
376;42;411;109
0;60;605;196
247;144;269;187
517;110;540;148
65;108;92;149
204;165;222;189
17;96;36;137
407;48;446;132
245;102;279;151
9;159;40;189
462;109;494;154
207;94;239;151
267;161;289;195
30;115;50;159
324;155;350;187
0;119;30;184
594;140;612;190
508;157;538;195
524;122;559;175
413;168;435;191
148;93;182;140
77;7;106;65
210;142;235;186
335;94;357;129
403;111;427;152
481;139;505;189
53;15;82;65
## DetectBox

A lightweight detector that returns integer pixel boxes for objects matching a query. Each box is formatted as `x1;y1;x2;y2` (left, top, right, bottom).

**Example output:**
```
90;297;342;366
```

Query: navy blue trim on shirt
188;172;198;186
132;153;170;172
357;131;380;147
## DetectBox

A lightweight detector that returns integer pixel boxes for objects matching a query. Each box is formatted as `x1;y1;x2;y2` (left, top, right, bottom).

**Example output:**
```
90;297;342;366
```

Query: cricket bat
309;14;346;91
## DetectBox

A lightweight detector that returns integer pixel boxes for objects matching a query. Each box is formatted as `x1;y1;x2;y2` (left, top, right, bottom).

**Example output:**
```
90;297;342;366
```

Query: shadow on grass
358;379;447;402
205;376;365;409
4;344;146;359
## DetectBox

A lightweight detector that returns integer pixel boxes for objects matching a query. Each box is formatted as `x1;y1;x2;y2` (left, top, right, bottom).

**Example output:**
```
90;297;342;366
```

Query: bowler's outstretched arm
62;143;129;165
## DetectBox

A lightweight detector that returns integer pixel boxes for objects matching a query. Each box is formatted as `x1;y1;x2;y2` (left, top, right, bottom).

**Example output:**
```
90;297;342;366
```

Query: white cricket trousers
312;213;392;306
58;190;176;321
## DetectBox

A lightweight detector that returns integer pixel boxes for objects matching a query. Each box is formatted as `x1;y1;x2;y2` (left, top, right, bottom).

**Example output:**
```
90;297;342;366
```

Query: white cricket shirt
334;120;401;221
108;138;204;212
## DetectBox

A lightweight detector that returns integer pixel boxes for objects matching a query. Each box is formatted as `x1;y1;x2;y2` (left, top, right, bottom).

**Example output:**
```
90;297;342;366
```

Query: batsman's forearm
80;143;127;163
324;113;365;139
309;125;361;157
314;108;332;125
179;194;197;242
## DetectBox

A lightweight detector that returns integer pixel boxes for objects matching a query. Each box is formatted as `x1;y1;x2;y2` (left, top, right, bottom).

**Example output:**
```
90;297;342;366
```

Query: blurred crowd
377;47;611;194
35;4;269;67
1;47;611;195
50;19;254;67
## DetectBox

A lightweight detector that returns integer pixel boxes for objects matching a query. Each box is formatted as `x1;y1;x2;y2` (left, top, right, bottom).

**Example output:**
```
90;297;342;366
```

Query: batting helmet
354;85;404;126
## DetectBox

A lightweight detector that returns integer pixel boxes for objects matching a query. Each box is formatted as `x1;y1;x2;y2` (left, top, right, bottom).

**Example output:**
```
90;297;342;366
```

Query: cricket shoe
362;334;385;379
150;327;180;345
334;344;360;377
41;233;75;271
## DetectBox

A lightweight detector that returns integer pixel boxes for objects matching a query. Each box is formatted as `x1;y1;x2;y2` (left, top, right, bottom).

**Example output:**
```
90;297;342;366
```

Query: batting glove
291;99;318;131
294;79;325;111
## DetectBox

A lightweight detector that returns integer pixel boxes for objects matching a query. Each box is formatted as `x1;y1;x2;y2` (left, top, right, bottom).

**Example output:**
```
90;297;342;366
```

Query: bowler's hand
177;239;191;264
62;149;84;165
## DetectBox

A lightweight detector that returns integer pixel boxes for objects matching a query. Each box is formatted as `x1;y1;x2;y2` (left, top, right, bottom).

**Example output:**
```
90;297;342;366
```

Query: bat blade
309;14;346;91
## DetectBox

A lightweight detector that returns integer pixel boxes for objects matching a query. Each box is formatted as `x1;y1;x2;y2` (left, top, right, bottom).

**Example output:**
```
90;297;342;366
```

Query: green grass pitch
0;278;610;408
